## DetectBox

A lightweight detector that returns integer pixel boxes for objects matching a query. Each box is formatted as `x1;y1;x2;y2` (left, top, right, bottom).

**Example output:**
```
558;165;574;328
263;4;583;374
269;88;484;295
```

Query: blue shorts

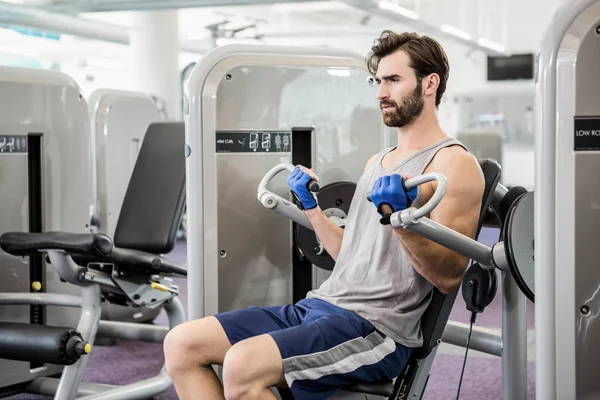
214;298;412;400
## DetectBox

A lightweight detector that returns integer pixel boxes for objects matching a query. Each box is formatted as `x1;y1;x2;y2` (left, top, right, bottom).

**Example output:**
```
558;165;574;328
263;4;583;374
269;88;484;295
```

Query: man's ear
424;73;440;96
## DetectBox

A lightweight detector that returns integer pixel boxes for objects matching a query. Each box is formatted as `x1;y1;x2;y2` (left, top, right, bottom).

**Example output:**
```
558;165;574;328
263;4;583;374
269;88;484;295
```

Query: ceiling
0;0;554;57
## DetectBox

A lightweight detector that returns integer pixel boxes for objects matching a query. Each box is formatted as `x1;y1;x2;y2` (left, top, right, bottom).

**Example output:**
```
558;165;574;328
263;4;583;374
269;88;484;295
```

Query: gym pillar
129;10;181;119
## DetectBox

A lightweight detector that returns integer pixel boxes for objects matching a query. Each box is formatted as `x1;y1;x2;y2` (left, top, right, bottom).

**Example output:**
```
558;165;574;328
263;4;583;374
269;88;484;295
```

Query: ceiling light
377;1;419;20
477;38;505;53
441;24;472;41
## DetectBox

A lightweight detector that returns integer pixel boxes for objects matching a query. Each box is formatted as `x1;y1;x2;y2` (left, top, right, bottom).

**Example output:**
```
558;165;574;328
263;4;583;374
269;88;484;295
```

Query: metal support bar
258;192;313;230
0;293;82;307
97;320;169;343
44;0;323;13
442;320;503;357
406;347;439;399
78;371;172;400
54;284;102;400
401;217;495;267
25;377;117;397
501;270;528;400
77;297;185;400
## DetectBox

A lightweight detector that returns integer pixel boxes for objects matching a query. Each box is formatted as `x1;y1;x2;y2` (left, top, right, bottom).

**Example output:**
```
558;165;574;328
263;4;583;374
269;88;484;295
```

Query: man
163;30;485;400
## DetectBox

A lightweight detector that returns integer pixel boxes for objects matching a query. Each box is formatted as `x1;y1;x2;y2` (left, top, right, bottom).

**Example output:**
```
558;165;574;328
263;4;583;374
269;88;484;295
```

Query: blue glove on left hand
287;166;319;210
369;174;418;217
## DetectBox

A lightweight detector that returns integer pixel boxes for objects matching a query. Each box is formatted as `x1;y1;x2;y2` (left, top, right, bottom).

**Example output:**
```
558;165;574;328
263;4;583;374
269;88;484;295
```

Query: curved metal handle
257;162;313;230
257;162;295;202
403;172;447;220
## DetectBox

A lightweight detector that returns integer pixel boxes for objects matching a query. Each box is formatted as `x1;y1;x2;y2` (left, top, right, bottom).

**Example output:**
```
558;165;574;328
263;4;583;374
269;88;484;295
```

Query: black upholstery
106;247;187;276
113;122;186;255
0;232;113;257
343;158;502;396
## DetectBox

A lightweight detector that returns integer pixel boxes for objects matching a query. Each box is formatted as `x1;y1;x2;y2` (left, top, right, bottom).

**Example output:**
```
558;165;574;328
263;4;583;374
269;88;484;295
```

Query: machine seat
0;232;187;277
346;381;394;396
0;232;113;257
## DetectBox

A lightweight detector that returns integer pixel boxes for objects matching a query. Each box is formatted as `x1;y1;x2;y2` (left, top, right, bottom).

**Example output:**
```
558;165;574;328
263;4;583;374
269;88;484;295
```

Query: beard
380;79;425;128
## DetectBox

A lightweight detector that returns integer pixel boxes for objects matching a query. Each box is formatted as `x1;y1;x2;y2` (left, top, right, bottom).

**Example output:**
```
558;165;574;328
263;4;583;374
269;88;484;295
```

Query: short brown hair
366;31;450;107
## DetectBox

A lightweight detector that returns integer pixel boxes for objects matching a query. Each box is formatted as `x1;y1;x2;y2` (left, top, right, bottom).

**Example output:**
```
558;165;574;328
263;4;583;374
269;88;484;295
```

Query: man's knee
222;335;285;399
163;316;230;374
222;344;253;399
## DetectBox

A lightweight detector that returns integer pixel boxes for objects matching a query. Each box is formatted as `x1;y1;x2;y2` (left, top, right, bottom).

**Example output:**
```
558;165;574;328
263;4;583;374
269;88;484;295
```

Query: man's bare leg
222;334;287;400
163;316;232;400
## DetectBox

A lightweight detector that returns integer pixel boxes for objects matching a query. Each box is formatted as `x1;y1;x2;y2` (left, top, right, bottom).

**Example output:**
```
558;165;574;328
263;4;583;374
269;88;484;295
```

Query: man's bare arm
392;148;484;294
298;153;379;261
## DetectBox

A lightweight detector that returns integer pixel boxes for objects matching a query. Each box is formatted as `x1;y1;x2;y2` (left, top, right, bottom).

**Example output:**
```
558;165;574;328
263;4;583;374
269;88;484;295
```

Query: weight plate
503;190;535;302
295;181;356;271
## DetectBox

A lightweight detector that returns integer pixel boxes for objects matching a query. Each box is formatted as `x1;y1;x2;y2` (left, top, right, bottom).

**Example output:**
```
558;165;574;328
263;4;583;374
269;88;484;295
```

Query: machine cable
456;250;499;399
456;309;476;400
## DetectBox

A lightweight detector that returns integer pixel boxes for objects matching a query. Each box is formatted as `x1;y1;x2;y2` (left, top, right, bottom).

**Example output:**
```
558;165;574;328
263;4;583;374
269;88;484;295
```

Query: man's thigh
213;303;297;346
270;314;412;400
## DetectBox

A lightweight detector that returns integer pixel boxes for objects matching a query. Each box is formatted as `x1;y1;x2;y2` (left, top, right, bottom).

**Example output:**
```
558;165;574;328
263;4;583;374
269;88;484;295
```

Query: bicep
428;157;484;240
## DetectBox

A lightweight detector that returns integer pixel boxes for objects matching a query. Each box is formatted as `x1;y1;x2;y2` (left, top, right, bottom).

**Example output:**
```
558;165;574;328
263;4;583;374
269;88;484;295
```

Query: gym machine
0;122;187;399
0;66;93;390
88;89;166;325
258;160;532;399
184;44;534;399
535;0;600;398
185;44;388;322
0;66;187;399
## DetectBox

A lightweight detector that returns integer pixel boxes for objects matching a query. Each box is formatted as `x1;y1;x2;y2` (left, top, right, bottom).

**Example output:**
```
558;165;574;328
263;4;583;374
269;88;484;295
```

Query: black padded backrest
113;122;186;254
412;158;501;359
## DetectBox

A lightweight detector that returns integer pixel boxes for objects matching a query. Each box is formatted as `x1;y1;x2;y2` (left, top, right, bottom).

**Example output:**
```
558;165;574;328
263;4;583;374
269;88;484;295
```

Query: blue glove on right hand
369;174;418;217
287;166;318;210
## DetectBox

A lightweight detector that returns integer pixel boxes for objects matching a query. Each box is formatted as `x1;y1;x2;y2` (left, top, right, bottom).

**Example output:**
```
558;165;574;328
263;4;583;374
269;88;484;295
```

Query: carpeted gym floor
7;227;535;400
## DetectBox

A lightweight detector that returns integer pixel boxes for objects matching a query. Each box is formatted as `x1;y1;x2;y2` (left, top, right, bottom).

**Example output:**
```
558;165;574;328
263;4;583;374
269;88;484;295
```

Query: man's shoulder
425;145;485;193
364;148;390;172
429;145;480;174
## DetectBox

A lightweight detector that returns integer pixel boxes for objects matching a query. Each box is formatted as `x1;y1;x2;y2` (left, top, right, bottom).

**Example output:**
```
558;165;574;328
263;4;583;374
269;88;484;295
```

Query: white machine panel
186;45;386;322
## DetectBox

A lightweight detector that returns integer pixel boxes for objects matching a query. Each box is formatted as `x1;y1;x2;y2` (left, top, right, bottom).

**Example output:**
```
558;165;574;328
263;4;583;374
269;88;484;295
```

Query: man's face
375;50;425;128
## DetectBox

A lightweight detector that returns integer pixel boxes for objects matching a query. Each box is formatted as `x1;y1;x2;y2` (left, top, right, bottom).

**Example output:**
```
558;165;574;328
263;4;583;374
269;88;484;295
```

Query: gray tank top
306;137;467;347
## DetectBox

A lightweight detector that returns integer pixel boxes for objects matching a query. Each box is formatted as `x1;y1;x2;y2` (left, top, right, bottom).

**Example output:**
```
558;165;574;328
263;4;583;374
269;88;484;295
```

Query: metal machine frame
536;0;600;398
0;255;185;400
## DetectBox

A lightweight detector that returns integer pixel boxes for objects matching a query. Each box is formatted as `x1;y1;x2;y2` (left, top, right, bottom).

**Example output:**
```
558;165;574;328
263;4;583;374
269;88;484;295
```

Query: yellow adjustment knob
31;281;42;291
151;282;169;292
84;343;92;354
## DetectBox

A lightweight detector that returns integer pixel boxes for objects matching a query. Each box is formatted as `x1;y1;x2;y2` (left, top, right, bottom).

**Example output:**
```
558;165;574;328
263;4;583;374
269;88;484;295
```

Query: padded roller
0;232;113;257
499;186;528;223
0;322;91;365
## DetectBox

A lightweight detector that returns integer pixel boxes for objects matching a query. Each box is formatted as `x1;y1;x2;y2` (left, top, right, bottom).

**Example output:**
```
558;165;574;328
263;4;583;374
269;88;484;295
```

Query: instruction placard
0;135;28;153
216;131;292;153
574;117;600;151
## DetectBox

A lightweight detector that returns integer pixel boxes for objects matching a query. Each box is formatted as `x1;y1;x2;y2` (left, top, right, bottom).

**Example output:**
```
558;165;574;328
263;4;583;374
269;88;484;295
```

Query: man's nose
376;85;388;101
